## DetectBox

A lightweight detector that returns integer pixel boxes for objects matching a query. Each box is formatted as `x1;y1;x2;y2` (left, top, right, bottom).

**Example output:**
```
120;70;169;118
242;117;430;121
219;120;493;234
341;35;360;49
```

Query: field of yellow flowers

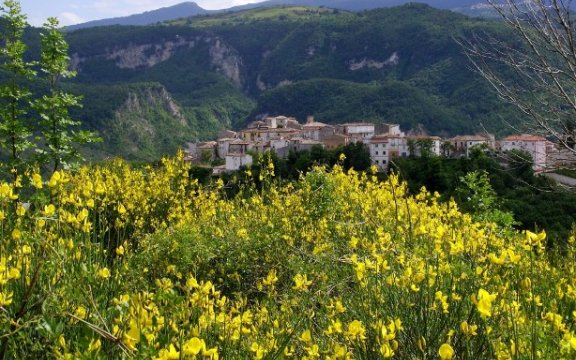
1;153;576;359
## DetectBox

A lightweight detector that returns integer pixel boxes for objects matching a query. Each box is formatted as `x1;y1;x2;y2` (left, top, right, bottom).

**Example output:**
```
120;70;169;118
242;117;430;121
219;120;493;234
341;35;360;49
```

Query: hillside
48;4;521;160
63;0;502;31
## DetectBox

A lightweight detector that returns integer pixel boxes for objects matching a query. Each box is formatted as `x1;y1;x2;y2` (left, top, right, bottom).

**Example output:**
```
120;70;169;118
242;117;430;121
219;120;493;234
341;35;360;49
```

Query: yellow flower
87;338;101;352
250;342;265;360
475;288;497;318
48;171;61;187
116;245;125;256
74;306;87;319
183;337;205;355
460;321;478;336
293;273;312;291
438;343;454;360
44;204;56;216
0;291;13;306
299;329;312;344
345;320;366;340
97;267;111;279
22;244;32;255
156;344;180;360
202;346;219;359
32;173;43;189
262;269;278;287
305;344;320;357
122;319;140;351
380;343;394;358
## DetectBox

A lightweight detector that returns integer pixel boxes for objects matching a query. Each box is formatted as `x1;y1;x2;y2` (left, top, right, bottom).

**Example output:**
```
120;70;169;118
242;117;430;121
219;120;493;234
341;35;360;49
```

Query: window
383;151;386;155
383;160;387;164
375;151;378;155
376;160;380;164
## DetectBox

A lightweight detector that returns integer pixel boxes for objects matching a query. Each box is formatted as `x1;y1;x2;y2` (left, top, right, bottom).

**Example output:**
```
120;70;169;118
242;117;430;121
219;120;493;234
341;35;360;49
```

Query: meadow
1;152;575;359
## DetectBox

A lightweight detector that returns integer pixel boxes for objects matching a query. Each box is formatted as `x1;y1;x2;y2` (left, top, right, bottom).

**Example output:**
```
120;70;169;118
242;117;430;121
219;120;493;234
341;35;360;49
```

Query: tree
462;0;576;154
34;17;100;173
0;2;100;176
0;0;35;176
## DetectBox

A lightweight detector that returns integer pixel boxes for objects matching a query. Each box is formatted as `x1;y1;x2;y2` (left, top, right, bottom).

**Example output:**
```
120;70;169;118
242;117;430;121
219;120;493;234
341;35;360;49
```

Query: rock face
348;52;400;70
112;84;189;155
106;38;194;69
209;39;243;87
120;85;187;126
70;35;244;87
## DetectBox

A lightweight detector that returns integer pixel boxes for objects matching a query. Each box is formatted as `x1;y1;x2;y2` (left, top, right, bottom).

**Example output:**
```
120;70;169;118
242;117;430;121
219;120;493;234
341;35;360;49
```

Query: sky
19;0;265;27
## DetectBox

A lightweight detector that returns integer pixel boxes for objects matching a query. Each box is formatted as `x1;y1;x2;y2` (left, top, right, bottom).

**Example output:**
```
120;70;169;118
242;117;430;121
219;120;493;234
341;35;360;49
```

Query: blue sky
19;0;264;27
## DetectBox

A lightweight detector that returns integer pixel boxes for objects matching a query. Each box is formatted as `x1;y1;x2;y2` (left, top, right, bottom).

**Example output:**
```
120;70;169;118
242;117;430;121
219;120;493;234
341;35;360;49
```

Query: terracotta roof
502;134;547;142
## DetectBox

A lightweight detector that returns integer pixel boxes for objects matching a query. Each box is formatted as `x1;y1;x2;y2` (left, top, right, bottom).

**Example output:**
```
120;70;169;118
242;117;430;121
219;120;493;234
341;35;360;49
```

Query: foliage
392;150;576;244
33;17;100;173
1;153;576;359
455;170;515;227
0;0;34;175
0;2;100;177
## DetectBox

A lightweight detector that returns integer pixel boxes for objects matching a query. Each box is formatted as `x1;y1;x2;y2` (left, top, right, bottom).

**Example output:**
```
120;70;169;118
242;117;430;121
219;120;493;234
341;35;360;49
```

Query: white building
225;154;253;171
499;134;547;171
368;135;410;171
369;135;390;170
337;123;375;142
450;134;494;156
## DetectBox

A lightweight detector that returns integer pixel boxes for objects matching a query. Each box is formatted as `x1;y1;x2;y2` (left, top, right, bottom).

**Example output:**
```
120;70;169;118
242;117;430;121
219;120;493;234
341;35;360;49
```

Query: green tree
455;170;515;228
33;17;100;173
0;0;35;176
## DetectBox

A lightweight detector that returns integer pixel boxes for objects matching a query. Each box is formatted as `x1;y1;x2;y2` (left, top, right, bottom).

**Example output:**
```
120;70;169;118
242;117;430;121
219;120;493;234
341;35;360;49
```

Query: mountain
47;4;522;161
64;1;495;32
66;2;208;31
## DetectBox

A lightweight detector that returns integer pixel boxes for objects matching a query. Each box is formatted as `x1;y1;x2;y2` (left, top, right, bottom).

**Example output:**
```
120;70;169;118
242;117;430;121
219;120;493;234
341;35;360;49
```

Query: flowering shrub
1;152;576;359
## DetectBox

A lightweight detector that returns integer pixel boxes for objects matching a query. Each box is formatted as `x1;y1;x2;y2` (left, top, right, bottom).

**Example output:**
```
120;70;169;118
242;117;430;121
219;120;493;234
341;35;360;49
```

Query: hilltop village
185;115;572;174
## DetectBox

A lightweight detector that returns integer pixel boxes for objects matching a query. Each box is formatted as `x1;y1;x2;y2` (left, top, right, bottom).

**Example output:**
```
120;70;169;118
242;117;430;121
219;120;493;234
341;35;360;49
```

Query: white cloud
59;12;84;26
196;0;264;10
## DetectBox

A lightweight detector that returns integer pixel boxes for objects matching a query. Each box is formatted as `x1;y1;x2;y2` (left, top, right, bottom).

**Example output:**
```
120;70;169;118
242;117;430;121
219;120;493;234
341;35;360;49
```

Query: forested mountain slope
32;4;520;160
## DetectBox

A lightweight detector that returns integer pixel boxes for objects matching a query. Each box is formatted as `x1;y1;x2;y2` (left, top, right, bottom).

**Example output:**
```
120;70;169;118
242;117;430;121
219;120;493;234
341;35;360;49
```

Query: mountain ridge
65;0;495;31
